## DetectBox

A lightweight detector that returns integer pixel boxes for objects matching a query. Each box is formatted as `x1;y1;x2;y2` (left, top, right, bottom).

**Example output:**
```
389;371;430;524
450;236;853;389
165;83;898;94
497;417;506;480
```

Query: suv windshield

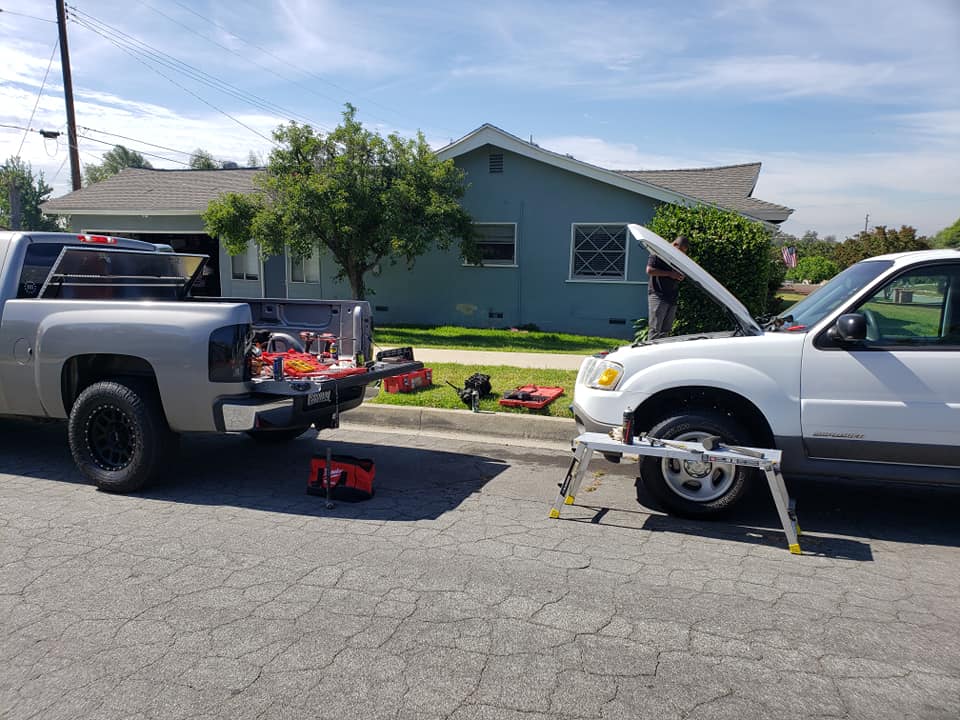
776;259;893;330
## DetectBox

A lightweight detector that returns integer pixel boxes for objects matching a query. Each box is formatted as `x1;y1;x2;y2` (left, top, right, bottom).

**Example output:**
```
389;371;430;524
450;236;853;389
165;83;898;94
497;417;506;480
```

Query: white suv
573;225;960;517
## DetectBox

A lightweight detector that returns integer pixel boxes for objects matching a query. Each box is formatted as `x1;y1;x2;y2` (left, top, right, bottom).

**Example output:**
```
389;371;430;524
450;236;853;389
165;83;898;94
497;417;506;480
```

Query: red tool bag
307;454;375;501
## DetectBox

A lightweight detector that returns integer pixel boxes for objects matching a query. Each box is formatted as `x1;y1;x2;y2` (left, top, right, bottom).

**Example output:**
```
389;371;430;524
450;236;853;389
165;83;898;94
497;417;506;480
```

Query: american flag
781;246;797;268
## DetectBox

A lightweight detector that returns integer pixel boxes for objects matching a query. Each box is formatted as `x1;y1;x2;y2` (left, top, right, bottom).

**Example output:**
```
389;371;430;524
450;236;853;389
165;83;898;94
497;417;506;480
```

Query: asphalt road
1;419;959;719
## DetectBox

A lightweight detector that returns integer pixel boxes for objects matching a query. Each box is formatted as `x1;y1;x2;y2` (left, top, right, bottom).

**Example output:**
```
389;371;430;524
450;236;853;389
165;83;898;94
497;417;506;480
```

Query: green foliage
368;362;577;417
786;255;839;283
0;157;59;231
374;324;625;355
772;229;840;268
83;145;152;185
189;148;219;170
204;104;477;299
632;318;649;343
649;203;773;334
931;217;960;248
766;244;787;312
835;225;929;268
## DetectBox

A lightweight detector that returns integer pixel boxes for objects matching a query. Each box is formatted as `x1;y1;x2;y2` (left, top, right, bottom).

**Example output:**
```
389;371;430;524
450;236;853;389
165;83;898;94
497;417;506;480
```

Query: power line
0;8;56;23
68;5;320;129
67;15;277;145
18;40;60;158
76;132;192;166
140;0;337;130
165;0;412;127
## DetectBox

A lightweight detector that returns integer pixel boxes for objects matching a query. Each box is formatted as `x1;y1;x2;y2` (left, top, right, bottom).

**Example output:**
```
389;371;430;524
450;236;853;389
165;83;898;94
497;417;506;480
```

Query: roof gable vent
489;153;504;174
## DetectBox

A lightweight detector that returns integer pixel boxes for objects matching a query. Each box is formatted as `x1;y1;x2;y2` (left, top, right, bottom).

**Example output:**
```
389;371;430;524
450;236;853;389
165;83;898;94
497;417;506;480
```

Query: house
41;124;791;337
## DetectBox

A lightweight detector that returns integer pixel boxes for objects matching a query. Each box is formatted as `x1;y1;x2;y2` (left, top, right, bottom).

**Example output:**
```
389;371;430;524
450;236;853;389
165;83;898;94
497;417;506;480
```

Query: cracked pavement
1;418;959;719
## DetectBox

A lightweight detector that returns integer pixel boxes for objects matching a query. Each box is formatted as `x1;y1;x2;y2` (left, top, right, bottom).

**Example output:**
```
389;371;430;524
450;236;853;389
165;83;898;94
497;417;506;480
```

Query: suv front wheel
639;411;754;518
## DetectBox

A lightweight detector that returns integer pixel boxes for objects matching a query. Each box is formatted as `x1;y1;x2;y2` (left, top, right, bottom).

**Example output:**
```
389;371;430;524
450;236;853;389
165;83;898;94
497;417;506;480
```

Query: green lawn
368;362;579;417
373;324;628;355
861;300;942;337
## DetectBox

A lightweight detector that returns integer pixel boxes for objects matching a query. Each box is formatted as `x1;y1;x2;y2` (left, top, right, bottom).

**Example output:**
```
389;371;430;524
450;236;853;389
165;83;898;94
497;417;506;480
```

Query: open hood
628;224;763;336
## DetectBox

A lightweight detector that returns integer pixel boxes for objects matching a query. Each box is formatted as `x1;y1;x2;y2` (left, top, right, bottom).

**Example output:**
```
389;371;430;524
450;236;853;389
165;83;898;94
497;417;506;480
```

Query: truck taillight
78;234;117;244
209;324;252;383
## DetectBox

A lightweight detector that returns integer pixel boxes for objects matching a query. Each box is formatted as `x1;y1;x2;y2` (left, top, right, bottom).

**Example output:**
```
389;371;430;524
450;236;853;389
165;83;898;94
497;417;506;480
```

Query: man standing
645;235;689;340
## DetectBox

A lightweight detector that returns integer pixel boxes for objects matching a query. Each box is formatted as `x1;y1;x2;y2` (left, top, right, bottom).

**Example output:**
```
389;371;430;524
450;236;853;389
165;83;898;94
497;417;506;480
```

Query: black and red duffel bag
308;454;375;502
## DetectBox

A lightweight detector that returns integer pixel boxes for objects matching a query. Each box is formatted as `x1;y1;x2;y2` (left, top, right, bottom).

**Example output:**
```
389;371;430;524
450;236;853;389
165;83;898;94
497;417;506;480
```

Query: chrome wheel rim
661;430;736;503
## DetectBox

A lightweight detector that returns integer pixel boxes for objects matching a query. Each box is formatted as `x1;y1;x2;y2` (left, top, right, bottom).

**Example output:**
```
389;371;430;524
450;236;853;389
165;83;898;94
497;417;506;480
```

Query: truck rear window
38;247;206;300
17;243;66;298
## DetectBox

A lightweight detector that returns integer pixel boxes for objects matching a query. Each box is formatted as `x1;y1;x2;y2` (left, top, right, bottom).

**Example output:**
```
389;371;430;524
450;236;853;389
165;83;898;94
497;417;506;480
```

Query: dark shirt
647;254;679;302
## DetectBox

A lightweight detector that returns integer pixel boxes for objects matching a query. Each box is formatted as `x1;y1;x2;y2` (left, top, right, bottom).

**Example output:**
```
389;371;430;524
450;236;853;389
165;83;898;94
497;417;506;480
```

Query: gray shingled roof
41;167;258;214
618;163;793;223
42;158;793;224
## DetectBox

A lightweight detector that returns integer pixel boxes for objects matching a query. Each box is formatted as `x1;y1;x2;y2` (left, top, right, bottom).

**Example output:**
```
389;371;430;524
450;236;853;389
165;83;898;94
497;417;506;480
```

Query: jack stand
549;432;801;555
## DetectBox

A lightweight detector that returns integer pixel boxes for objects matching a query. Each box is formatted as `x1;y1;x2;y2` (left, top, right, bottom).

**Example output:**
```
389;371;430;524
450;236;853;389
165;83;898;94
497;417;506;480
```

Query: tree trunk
348;267;366;300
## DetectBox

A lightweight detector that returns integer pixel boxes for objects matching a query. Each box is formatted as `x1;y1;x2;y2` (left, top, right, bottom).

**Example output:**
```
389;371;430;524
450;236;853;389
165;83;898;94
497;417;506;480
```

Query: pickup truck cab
573;225;960;517
0;231;420;493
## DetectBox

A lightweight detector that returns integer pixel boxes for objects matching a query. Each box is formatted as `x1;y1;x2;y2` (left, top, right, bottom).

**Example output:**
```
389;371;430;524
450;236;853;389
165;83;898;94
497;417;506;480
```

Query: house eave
39;208;202;217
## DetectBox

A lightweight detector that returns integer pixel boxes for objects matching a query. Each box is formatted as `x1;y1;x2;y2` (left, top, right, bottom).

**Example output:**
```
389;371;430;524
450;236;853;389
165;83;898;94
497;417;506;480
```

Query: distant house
41;124;791;337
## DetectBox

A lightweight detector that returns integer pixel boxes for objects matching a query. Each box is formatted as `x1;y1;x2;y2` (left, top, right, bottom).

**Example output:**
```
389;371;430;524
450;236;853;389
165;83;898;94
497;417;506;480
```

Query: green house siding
364;145;661;337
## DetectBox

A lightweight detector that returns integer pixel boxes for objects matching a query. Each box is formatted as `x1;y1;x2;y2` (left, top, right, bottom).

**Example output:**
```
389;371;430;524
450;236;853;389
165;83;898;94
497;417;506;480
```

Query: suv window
17;243;66;298
853;264;959;347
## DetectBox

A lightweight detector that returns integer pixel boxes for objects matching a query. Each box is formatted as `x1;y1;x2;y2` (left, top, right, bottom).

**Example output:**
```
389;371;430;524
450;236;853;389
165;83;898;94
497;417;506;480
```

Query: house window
468;223;516;266
290;249;321;284
571;224;627;280
231;244;260;281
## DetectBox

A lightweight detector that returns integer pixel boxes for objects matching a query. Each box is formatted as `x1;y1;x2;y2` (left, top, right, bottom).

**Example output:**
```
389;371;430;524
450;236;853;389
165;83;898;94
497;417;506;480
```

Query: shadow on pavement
1;418;958;548
0;420;509;522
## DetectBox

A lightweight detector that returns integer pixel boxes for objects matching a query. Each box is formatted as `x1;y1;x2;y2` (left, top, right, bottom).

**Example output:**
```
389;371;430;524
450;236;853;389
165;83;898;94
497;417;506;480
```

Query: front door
800;261;960;467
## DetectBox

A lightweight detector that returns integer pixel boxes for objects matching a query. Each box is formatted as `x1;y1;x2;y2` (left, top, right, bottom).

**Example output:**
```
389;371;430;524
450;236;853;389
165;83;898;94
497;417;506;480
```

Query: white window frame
288;248;321;284
463;222;518;268
231;243;261;281
568;223;636;283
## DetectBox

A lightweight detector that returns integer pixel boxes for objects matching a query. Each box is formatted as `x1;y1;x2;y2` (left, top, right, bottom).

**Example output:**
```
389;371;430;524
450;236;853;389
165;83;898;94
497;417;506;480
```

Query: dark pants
647;293;677;340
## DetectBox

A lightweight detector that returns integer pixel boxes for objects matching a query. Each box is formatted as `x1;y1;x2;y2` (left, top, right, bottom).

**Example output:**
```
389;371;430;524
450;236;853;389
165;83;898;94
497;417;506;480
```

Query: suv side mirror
829;313;867;342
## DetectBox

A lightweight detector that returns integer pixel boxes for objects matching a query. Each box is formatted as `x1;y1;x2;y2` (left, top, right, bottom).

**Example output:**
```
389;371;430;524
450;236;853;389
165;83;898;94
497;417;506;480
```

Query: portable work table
550;432;802;554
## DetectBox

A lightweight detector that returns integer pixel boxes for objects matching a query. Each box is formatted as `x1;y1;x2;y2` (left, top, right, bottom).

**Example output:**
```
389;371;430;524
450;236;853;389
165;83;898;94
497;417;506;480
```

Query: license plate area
307;389;332;406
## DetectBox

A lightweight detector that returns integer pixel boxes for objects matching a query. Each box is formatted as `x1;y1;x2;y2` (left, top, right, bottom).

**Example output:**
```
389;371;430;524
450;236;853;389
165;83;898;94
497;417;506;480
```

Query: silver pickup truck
0;231;421;493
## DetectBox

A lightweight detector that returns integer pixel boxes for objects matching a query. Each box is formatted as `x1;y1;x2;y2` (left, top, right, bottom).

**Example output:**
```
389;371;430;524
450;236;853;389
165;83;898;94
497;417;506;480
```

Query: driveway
1;418;958;719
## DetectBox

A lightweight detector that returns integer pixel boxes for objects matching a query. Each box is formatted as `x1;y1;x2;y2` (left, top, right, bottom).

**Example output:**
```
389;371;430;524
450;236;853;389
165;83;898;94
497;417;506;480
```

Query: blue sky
1;0;958;239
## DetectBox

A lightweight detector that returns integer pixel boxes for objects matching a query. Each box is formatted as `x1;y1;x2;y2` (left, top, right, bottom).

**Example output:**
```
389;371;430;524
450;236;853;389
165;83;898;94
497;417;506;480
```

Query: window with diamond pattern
571;224;627;280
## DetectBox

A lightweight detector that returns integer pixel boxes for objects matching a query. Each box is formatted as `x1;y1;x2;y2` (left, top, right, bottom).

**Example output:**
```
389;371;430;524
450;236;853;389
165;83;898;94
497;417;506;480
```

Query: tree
204;104;477;299
83;145;152;185
835;225;929;268
931;217;960;249
246;150;263;168
0;157;59;231
787;255;839;283
189;148;220;170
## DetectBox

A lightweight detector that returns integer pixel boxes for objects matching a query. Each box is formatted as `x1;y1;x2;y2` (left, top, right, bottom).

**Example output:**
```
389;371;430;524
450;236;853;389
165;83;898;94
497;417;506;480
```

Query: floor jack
549;432;802;554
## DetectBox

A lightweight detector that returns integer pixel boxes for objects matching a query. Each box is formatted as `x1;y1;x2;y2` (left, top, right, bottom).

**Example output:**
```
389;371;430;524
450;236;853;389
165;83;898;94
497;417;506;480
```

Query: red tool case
498;385;564;409
382;368;433;393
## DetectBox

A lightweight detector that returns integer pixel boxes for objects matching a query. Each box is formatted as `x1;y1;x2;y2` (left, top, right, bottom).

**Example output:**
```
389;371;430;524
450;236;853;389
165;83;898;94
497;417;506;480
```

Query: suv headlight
581;358;623;390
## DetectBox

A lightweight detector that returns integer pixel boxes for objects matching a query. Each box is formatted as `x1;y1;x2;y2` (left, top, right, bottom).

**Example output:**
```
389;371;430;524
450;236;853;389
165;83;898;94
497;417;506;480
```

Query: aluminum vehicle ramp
550;432;801;554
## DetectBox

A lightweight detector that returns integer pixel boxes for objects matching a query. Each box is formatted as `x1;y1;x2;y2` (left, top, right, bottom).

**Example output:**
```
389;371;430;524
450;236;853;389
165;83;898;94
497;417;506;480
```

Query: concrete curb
342;404;577;443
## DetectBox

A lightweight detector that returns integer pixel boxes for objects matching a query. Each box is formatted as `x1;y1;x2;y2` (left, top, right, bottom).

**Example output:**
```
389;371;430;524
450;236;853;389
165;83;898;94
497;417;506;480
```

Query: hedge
648;204;774;335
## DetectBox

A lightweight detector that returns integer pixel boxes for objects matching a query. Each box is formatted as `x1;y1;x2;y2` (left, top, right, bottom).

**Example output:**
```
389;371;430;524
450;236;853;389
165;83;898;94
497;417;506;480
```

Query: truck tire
68;379;172;493
245;426;314;443
639;411;754;518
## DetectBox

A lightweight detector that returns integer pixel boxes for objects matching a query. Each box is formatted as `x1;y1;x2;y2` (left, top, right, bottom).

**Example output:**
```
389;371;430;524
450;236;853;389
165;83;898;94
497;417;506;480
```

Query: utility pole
8;182;22;230
56;0;82;191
